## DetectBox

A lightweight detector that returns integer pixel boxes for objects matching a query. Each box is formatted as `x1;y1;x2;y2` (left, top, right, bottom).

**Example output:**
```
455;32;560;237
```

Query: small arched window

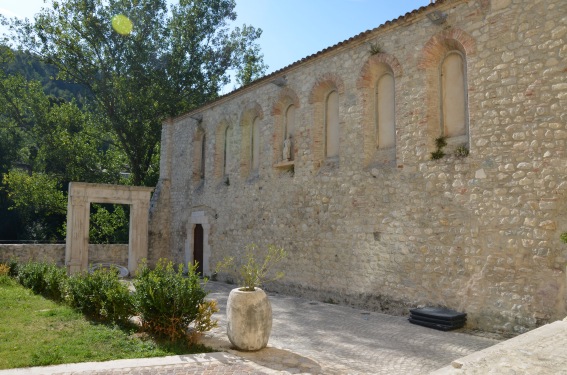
441;52;467;138
375;73;395;149
325;91;339;158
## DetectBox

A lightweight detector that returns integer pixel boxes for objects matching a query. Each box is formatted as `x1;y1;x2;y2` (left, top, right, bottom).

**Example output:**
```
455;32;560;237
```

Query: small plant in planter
216;244;286;351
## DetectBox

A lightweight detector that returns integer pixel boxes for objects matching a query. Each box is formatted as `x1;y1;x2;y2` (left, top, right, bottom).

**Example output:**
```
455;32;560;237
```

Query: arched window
192;128;205;183
285;104;295;140
251;117;260;173
441;52;467;138
223;126;230;176
284;104;295;161
200;134;206;179
325;91;339;158
375;73;395;149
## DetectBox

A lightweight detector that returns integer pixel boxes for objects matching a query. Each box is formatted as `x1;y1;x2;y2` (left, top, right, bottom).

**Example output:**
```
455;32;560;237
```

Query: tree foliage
0;46;126;241
13;0;267;185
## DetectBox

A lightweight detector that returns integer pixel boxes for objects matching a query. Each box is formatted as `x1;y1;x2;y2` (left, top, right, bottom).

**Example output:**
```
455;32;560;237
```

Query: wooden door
193;224;204;275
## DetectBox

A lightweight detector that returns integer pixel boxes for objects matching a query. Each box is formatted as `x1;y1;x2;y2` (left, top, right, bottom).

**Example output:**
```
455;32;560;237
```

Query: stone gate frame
65;182;154;274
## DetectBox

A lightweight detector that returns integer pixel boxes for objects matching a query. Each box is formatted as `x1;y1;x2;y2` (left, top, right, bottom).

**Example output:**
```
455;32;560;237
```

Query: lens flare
111;14;133;35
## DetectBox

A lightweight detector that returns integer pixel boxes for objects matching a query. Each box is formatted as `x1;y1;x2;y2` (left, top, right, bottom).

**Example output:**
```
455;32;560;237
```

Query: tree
13;0;267;186
0;44;127;241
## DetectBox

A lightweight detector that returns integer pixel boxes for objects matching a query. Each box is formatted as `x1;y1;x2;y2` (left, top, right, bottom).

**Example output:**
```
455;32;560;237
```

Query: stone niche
65;182;154;275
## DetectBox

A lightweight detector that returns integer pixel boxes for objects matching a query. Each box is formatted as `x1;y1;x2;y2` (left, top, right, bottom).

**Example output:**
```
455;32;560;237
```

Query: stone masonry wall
149;0;567;334
0;244;129;267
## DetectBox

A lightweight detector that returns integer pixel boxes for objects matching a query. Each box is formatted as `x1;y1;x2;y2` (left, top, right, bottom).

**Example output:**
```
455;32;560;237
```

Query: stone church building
149;0;567;333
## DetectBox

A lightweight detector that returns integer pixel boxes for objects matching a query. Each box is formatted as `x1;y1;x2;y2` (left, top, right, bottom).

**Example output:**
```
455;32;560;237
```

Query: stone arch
418;28;476;154
240;102;264;177
357;53;402;167
309;73;345;170
272;88;300;164
214;119;230;180
308;73;345;104
65;182;154;275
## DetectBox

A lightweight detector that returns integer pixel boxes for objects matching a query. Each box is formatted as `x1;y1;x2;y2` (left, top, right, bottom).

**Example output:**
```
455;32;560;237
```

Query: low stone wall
0;244;129;268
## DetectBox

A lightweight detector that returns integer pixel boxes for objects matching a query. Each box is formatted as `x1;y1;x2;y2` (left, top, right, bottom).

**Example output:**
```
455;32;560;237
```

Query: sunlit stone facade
149;0;567;333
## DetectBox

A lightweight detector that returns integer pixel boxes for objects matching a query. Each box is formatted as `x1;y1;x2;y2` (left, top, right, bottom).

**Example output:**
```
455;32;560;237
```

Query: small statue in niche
283;136;292;161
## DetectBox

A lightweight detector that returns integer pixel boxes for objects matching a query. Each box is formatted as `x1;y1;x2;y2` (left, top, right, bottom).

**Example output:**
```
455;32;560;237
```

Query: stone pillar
65;193;90;274
129;199;150;274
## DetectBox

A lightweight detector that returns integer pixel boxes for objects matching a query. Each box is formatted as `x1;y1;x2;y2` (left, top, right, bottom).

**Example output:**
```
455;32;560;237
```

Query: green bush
16;261;67;301
133;259;210;342
15;262;67;301
65;267;133;324
0;263;12;285
43;264;68;301
7;259;19;277
16;261;47;293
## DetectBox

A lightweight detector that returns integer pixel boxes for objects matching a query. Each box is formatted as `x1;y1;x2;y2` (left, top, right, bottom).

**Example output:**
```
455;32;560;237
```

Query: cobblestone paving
202;282;500;375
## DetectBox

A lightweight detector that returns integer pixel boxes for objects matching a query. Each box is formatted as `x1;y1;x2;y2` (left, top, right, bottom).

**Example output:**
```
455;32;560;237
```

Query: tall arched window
441;52;467;138
284;104;295;161
200;134;206;179
251;117;260;173
325;91;339;158
375;73;395;149
285;104;295;140
192;128;205;183
223;126;230;176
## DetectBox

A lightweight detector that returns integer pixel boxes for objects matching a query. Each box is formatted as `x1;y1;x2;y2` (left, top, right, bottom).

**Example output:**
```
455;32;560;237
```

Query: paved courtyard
201;281;499;374
2;281;500;374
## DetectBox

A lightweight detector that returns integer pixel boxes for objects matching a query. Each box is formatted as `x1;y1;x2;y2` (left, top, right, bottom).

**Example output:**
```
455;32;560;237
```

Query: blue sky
0;0;429;74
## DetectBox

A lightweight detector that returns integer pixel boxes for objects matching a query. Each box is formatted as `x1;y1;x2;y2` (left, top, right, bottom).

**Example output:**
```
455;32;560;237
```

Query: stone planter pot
226;287;272;351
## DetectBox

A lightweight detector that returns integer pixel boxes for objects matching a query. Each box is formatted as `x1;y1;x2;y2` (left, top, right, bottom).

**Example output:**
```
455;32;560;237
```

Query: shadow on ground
201;332;323;374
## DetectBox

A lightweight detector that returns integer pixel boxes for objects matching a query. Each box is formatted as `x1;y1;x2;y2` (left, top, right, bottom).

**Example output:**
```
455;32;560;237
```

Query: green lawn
0;279;212;369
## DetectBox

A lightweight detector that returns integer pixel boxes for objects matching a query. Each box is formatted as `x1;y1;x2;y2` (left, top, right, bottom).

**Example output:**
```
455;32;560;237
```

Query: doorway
193;224;204;275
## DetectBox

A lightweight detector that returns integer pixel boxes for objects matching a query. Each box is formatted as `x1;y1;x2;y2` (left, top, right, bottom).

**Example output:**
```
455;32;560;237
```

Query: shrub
16;261;67;301
0;263;12;285
133;259;213;342
65;267;133;324
7;258;19;277
42;264;68;301
188;300;219;344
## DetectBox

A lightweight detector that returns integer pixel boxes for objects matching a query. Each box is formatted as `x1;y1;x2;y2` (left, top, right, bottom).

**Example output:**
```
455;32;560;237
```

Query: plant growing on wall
431;136;447;160
368;42;383;55
454;144;469;158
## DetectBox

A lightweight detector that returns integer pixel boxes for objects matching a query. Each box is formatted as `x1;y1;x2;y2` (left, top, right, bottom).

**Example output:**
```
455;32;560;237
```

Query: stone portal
65;182;154;274
186;211;211;276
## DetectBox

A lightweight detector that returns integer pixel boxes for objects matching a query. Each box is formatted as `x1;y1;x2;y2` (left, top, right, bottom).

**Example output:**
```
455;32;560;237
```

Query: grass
0;278;213;369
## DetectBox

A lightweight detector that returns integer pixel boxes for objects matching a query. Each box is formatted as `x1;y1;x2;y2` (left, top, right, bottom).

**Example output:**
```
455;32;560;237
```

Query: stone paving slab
431;318;567;375
0;353;278;375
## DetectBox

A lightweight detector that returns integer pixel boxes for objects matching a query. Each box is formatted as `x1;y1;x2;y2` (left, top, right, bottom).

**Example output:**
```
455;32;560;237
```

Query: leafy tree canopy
11;0;267;185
